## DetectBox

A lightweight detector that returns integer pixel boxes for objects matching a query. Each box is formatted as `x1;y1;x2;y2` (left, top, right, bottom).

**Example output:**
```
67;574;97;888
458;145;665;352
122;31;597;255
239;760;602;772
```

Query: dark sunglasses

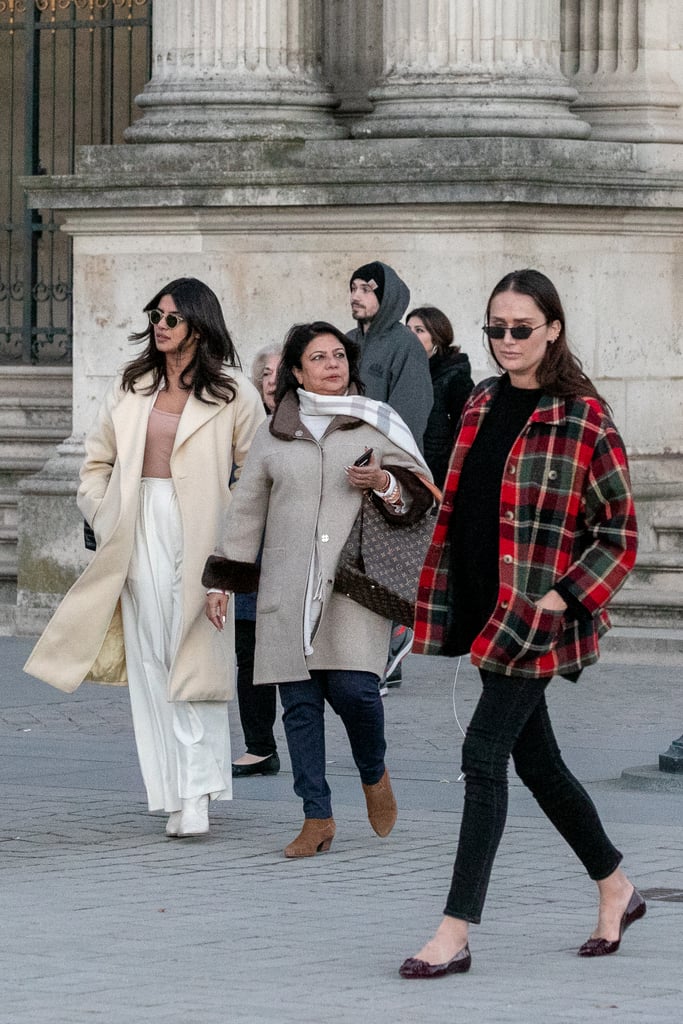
148;309;186;329
482;322;549;341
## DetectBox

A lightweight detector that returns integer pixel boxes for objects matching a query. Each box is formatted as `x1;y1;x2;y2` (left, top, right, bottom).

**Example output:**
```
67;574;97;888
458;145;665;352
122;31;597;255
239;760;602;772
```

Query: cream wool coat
24;368;265;701
203;393;433;685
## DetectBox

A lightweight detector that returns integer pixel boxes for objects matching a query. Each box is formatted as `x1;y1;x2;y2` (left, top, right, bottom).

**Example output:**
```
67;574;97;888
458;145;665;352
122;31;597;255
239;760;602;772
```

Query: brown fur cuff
202;555;261;593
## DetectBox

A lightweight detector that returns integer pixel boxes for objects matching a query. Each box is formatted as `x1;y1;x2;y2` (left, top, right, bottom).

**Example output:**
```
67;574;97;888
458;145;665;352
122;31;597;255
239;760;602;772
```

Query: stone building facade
16;0;683;639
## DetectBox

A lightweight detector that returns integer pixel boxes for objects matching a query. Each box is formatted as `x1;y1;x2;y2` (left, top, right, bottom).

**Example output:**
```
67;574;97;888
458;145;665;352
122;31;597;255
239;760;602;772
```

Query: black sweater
423;349;474;490
446;377;542;655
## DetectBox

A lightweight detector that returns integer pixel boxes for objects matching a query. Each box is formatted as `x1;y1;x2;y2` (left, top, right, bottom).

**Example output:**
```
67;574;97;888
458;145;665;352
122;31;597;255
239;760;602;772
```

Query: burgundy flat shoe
399;944;471;979
578;887;646;957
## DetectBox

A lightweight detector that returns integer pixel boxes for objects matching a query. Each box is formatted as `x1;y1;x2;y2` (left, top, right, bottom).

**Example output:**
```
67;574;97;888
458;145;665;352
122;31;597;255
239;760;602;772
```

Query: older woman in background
231;344;283;778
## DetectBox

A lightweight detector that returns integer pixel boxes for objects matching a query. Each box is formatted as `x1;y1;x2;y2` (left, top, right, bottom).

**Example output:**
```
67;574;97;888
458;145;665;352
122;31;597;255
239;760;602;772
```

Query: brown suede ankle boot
284;817;336;858
362;769;397;837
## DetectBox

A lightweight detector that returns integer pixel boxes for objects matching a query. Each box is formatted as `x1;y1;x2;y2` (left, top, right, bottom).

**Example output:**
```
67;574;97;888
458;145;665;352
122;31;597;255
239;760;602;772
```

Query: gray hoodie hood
360;263;410;340
347;263;432;448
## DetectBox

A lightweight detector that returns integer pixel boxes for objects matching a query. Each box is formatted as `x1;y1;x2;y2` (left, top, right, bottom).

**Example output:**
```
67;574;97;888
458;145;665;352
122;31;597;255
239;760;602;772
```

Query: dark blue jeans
279;670;386;819
445;669;623;924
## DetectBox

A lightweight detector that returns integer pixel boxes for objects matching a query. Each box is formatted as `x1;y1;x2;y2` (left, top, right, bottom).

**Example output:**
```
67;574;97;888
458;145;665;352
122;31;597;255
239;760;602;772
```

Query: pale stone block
66;212;681;456
622;380;683;456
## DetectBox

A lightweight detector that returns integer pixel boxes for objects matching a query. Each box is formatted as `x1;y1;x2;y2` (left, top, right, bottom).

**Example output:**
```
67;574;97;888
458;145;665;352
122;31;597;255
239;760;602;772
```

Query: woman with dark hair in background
204;321;434;857
399;269;641;979
25;278;265;839
406;306;474;490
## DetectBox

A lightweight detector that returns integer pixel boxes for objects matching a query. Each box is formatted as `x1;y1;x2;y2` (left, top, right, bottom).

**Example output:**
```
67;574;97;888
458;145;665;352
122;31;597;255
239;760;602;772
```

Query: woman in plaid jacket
399;269;643;981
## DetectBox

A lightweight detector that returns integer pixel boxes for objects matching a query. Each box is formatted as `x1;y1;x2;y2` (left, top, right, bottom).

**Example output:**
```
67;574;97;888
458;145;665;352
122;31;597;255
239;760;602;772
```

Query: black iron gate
0;0;152;364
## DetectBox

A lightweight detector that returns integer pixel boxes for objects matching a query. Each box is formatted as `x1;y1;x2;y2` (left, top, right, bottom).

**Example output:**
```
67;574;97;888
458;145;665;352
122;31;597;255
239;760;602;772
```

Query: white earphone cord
451;655;466;782
451;655;466;738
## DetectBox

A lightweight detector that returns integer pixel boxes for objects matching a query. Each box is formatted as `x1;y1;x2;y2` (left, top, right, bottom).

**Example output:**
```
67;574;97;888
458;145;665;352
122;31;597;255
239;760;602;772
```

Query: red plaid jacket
413;376;638;679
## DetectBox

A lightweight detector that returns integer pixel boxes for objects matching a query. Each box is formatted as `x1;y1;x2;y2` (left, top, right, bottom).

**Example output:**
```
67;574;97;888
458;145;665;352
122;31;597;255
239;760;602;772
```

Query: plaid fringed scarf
296;389;428;472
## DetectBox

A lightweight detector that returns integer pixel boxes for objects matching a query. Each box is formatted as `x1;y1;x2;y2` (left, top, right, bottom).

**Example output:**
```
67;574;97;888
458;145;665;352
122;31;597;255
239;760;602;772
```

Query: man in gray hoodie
347;261;434;692
347;261;433;451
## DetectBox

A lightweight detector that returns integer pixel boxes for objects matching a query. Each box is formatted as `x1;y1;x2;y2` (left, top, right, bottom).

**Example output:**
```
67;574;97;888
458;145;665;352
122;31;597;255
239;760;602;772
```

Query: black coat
424;350;474;489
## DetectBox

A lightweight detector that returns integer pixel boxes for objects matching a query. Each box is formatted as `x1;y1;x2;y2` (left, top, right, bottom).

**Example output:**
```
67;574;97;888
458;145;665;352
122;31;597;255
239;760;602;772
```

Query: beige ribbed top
141;407;180;478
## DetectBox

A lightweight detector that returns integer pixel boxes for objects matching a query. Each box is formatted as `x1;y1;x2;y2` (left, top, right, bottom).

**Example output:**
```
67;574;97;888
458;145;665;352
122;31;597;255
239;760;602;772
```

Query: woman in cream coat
203;321;434;858
25;278;265;838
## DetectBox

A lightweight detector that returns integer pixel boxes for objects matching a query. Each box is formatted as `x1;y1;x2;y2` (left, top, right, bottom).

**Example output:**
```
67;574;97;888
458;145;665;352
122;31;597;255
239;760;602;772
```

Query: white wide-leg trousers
120;477;232;813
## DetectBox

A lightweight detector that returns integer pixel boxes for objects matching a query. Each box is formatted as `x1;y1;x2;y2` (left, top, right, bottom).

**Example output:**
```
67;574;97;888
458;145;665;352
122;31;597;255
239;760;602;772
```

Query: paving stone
1;636;681;1023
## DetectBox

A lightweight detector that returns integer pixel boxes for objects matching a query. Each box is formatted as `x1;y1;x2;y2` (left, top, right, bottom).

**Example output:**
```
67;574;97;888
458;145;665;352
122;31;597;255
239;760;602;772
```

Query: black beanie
350;261;385;305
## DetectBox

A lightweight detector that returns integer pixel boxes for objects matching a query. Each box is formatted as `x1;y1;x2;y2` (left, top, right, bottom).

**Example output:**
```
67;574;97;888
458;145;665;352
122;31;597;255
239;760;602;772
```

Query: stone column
561;0;683;141
125;0;345;142
322;0;383;120
352;0;591;139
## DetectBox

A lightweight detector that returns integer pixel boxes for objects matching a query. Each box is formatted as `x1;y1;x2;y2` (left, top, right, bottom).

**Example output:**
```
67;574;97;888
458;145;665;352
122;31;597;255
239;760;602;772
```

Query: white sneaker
178;795;209;837
384;625;413;680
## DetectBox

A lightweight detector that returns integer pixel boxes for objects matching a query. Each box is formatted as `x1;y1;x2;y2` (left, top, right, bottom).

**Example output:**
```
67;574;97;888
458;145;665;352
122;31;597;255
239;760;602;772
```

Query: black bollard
659;734;683;773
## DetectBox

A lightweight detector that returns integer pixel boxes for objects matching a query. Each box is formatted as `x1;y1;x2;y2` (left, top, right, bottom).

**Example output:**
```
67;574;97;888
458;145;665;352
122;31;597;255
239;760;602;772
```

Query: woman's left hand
345;452;390;492
205;591;229;630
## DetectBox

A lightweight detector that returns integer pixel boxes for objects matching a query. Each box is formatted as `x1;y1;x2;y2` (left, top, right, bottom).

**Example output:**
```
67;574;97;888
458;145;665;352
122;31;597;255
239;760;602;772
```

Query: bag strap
415;474;443;506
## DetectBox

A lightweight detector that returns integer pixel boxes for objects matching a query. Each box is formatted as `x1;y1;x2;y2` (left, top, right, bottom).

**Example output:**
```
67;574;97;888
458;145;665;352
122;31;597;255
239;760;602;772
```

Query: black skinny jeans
445;669;622;924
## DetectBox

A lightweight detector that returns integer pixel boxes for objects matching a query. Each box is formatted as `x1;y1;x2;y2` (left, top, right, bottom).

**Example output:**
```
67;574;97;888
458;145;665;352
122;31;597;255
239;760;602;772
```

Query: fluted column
352;0;591;139
561;0;683;141
322;0;383;118
125;0;345;142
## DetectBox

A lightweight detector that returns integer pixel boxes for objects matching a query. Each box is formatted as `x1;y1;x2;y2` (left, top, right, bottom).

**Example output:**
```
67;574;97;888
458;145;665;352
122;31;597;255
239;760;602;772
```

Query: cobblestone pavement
2;636;682;1024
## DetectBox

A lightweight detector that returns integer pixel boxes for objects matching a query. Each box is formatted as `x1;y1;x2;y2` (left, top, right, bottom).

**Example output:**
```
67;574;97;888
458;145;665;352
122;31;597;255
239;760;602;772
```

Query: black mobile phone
353;448;373;467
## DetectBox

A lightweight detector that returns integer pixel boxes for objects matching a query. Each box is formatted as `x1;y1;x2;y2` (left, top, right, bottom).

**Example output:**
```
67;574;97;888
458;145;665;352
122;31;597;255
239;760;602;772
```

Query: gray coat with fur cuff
202;391;433;685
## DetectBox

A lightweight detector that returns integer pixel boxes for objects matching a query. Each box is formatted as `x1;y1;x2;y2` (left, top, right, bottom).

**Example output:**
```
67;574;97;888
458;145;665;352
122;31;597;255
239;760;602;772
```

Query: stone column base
16;438;87;637
353;77;591;139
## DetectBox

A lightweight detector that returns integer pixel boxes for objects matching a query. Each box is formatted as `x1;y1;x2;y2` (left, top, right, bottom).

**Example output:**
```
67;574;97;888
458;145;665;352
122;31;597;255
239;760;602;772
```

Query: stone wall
14;0;683;638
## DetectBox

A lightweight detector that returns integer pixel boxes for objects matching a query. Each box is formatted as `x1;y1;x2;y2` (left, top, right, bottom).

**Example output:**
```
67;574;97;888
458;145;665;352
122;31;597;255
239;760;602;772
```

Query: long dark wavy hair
275;321;365;405
485;268;607;405
406;305;460;357
122;277;241;404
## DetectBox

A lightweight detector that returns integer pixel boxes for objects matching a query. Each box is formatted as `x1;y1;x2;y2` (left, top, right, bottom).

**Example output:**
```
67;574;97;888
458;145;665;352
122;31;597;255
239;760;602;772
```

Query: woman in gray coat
203;322;434;858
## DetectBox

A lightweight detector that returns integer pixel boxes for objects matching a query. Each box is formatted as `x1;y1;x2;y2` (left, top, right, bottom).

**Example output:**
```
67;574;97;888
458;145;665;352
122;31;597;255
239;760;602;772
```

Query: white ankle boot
178;795;209;837
165;810;182;837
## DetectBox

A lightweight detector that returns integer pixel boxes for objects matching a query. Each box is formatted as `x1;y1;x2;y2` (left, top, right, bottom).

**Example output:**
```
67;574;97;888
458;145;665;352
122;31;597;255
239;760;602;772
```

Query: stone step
0;526;17;571
0;491;17;529
628;551;683;592
0;549;17;605
653;515;683;552
0;445;63;486
0;366;71;400
0;602;16;636
0;425;69;444
0;367;74;626
0;397;72;431
609;587;683;631
600;626;683;663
